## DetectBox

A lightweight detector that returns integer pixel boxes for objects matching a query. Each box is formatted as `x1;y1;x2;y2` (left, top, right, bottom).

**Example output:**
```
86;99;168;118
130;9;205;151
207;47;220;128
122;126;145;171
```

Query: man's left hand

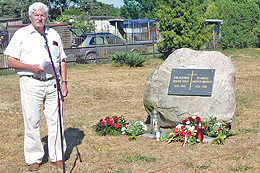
61;83;68;97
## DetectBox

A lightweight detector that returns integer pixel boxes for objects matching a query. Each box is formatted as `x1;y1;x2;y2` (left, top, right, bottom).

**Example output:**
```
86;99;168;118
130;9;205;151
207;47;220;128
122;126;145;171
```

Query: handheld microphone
41;31;48;42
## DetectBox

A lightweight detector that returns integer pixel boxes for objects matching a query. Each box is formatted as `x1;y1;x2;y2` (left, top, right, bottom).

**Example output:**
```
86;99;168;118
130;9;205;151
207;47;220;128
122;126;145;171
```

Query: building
122;19;160;44
6;23;72;49
205;19;224;49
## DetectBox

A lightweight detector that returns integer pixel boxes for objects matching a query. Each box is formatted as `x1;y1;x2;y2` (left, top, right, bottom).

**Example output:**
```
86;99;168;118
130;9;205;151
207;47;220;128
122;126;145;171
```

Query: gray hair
28;2;49;17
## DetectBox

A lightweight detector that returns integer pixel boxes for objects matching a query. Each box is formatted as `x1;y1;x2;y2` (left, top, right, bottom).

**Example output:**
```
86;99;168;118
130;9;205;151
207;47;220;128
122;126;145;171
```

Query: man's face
29;10;47;32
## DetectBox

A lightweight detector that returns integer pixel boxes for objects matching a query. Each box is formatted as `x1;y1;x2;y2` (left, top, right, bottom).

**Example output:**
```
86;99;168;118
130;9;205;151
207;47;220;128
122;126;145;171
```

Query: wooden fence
0;53;8;69
1;43;163;70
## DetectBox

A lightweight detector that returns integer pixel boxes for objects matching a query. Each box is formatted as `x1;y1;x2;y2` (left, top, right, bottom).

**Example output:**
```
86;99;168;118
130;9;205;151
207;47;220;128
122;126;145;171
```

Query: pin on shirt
53;41;58;46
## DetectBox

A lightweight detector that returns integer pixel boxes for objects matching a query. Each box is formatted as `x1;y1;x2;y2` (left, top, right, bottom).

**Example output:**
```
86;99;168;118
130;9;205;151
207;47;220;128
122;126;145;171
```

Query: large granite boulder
143;48;236;128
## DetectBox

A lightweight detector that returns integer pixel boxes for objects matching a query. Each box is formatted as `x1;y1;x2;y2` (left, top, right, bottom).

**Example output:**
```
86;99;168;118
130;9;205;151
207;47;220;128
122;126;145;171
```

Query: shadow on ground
41;127;85;164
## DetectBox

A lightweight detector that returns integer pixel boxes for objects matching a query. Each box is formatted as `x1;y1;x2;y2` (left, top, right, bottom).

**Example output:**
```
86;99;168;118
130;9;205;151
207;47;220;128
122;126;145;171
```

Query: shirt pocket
49;41;60;59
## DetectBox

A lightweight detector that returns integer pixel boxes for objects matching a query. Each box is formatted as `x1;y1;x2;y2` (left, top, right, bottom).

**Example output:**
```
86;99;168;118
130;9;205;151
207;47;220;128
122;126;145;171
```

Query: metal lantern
150;109;161;140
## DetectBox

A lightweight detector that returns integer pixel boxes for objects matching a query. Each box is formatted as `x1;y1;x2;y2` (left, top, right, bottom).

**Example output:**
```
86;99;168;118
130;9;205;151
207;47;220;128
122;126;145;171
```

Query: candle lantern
150;109;161;140
196;122;204;143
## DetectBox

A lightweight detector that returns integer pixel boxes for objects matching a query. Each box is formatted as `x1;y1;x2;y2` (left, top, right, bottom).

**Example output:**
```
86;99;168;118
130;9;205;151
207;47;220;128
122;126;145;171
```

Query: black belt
20;75;55;81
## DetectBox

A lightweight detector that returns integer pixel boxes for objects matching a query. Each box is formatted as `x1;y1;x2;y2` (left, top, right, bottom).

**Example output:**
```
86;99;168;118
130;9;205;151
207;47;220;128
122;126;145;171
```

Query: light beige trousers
19;76;66;165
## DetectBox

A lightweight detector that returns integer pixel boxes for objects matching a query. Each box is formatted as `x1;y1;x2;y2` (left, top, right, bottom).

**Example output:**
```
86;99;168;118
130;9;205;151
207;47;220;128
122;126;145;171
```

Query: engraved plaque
168;69;215;96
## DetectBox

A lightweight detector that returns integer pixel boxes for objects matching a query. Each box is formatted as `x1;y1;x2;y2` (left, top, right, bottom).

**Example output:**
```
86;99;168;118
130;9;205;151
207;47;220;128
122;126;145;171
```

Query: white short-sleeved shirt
4;24;67;78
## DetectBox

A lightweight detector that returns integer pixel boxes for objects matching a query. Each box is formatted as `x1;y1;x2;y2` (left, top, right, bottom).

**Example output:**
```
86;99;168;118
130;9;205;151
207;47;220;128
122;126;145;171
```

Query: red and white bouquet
161;116;208;146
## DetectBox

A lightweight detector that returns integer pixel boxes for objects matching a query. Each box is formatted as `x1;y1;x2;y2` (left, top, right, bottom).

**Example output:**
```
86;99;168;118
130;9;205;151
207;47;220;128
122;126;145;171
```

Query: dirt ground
1;50;260;173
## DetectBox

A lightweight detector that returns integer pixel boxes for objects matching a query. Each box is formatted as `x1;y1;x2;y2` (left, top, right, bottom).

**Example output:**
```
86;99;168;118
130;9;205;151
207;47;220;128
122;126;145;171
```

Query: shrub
110;52;146;67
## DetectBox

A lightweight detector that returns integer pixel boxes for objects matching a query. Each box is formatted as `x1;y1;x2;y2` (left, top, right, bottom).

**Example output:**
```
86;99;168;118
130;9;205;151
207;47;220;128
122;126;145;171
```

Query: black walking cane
41;31;66;173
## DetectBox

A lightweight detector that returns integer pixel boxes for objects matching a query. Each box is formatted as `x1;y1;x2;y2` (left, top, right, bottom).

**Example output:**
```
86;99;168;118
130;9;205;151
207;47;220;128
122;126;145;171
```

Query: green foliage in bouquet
160;116;203;146
161;116;236;146
92;115;127;136
211;135;225;145
203;117;235;139
121;121;147;141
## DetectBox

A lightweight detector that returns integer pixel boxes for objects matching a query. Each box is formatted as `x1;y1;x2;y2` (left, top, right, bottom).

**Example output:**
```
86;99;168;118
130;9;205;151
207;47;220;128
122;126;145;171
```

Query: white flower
192;116;196;119
176;124;183;129
214;122;222;126
189;126;195;132
121;127;127;134
135;121;143;126
135;121;147;131
186;125;191;129
186;121;190;125
142;125;147;131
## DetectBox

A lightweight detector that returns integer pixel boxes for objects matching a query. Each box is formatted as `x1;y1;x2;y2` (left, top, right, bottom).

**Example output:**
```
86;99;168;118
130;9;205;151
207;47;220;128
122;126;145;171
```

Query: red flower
100;119;103;122
106;120;112;126
113;116;118;122
173;127;178;133
115;124;120;129
188;117;195;122
195;119;201;124
182;119;188;124
195;125;198;130
105;116;110;121
100;122;105;125
124;124;127;128
186;130;192;137
179;131;185;138
181;125;186;131
196;117;201;121
203;125;208;130
111;123;115;127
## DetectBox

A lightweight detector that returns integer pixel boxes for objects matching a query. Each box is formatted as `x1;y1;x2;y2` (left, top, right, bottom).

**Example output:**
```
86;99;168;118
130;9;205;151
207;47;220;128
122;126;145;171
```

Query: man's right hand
31;64;44;74
7;56;44;74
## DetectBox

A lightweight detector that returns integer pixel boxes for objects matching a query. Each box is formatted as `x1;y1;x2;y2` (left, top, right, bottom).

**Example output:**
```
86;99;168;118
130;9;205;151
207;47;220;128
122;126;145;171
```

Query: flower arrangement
121;121;147;141
161;116;234;146
92;116;148;140
203;117;233;139
92;115;127;136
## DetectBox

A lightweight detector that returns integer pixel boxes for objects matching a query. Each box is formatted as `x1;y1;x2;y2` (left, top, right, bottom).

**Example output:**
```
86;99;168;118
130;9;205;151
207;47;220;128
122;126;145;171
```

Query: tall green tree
155;0;213;51
75;0;121;17
0;0;22;18
217;0;260;49
120;0;157;19
120;0;140;19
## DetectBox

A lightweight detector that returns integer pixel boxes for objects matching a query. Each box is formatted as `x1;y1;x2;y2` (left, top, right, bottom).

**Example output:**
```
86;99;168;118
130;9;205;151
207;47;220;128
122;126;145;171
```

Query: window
89;36;105;45
106;36;114;44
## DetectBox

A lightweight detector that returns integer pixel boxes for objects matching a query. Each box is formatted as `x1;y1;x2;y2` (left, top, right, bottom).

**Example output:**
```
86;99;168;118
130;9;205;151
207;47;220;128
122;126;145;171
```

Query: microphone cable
41;31;65;173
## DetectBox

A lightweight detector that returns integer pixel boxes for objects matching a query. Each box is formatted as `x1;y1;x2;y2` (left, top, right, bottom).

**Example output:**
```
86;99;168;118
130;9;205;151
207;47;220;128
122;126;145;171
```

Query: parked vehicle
70;30;147;63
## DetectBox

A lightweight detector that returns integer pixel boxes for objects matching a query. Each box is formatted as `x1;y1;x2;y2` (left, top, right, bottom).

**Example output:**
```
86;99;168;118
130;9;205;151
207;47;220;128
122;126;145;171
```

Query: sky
98;0;124;8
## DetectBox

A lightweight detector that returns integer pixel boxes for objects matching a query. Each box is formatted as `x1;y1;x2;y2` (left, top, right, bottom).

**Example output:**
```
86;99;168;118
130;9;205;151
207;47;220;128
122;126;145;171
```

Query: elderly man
4;2;67;171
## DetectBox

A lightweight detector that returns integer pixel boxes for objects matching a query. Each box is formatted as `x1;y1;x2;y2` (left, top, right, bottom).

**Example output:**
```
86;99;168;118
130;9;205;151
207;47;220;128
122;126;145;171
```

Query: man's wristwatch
61;81;68;84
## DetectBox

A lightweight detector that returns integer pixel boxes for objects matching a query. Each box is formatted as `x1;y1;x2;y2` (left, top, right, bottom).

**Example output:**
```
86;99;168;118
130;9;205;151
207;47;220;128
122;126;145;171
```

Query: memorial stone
143;48;236;127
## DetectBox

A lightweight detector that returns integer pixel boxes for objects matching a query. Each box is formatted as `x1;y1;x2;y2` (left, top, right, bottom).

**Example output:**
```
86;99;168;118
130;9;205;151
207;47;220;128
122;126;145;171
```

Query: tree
120;0;140;19
0;0;22;18
75;0;121;17
217;0;260;49
55;10;93;33
120;0;157;19
155;0;213;51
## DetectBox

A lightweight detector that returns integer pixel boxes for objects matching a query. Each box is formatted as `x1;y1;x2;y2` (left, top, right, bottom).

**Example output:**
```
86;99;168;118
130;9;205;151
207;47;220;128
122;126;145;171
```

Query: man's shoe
29;163;40;171
51;161;63;169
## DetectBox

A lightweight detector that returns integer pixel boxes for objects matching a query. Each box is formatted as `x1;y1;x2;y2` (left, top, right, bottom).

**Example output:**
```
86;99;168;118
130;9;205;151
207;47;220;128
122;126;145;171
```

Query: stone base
141;130;216;142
